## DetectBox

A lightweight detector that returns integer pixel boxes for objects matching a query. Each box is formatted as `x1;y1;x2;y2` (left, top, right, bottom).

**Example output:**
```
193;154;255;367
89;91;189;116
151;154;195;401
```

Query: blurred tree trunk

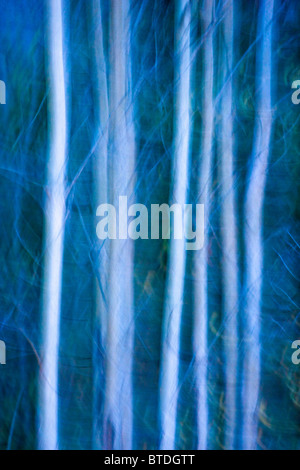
219;0;239;450
90;0;109;450
243;0;275;450
193;0;214;450
159;0;191;451
39;0;67;451
103;0;136;450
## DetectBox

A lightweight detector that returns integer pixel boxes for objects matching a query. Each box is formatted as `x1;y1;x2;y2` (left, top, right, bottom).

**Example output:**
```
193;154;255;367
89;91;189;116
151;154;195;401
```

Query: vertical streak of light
103;0;135;450
193;0;214;451
242;0;274;450
159;0;191;451
220;0;239;450
39;0;67;451
90;0;109;450
193;0;214;450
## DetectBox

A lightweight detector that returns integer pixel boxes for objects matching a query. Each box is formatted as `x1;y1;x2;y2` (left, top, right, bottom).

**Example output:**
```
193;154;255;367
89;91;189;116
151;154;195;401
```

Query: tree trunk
193;0;214;451
220;0;239;450
90;0;109;450
103;0;136;450
39;0;67;451
159;0;191;451
242;0;274;450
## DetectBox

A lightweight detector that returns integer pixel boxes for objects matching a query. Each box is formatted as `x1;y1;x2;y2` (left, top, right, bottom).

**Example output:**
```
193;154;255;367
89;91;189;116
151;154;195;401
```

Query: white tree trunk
159;0;191;451
103;0;135;450
193;0;214;451
220;0;239;450
90;0;109;450
242;0;274;450
39;0;67;451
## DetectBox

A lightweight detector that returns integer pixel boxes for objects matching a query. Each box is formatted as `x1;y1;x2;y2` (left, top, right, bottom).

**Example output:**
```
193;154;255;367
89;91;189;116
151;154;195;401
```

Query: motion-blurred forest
0;0;299;450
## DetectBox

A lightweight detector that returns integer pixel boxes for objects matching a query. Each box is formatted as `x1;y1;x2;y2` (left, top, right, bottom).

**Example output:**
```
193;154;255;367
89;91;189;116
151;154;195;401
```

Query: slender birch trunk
220;0;239;450
90;0;109;450
39;0;67;451
242;0;274;450
103;0;135;450
159;0;191;451
193;0;214;451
